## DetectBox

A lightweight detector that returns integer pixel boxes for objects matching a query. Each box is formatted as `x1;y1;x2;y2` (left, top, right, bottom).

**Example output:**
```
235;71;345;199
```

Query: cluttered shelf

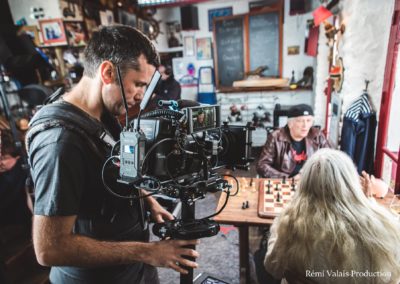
216;86;312;93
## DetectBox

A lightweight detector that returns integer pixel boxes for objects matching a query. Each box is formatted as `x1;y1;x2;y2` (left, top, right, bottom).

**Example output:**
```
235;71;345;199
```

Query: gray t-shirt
28;102;150;283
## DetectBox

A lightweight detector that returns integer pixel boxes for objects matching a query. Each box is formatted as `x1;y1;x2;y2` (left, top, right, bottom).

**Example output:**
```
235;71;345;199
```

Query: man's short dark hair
83;25;160;78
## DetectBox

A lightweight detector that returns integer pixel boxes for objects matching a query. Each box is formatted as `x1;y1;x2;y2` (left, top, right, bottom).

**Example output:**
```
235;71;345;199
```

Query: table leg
239;225;249;284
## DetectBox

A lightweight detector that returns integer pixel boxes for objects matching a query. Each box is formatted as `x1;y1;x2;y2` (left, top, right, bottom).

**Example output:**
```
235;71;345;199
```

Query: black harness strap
26;91;117;161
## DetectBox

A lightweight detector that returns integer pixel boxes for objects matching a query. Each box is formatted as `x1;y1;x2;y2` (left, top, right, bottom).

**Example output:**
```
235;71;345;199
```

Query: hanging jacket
340;93;377;174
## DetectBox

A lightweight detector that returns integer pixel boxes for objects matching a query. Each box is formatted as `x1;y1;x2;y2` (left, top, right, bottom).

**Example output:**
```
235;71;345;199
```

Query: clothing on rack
340;92;377;174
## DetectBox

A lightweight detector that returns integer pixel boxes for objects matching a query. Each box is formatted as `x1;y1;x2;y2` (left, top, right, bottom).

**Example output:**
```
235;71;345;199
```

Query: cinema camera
102;67;253;248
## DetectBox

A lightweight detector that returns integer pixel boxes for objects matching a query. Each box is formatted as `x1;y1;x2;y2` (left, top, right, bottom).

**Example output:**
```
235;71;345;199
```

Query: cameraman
27;26;199;284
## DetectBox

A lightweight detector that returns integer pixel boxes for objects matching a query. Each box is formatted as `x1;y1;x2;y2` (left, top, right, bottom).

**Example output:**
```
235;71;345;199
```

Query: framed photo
184;36;195;57
118;10;136;28
18;25;40;46
208;7;232;31
287;45;300;55
196;38;212;60
39;19;68;46
100;10;115;26
65;21;87;47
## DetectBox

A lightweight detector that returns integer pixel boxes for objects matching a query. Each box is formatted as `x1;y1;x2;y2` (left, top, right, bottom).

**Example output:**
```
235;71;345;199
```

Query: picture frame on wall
184;36;195;57
18;25;40;46
65;21;87;47
100;10;115;26
39;19;68;46
196;38;212;60
208;7;232;31
118;10;137;28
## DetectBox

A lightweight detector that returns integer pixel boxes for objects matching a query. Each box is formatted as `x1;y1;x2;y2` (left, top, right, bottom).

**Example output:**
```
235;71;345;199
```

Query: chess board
258;178;298;218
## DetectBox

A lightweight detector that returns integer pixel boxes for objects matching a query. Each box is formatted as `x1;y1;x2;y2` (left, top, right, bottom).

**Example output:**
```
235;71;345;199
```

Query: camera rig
101;67;253;284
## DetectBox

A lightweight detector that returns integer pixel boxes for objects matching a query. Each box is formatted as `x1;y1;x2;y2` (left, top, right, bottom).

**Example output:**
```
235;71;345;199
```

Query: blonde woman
265;148;400;284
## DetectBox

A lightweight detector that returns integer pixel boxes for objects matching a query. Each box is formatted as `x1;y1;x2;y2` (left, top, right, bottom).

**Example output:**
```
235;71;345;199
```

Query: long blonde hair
270;149;400;281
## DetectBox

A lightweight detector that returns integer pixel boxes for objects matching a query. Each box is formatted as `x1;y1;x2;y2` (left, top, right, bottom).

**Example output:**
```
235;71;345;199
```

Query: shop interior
0;0;400;283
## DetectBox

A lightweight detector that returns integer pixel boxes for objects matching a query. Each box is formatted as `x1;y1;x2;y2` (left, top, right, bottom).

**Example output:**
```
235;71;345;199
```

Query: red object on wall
306;26;319;57
313;6;333;26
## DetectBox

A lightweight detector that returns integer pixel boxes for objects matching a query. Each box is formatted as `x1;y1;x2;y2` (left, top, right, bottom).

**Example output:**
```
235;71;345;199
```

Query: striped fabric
344;93;373;121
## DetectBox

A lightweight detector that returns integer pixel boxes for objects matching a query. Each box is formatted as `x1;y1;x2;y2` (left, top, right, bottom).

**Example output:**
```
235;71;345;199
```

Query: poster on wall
39;19;68;46
100;10;115;26
196;38;212;60
184;36;195;57
208;7;232;31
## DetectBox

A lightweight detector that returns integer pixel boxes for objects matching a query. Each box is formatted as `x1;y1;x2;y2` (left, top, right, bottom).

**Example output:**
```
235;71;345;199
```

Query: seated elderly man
256;104;330;180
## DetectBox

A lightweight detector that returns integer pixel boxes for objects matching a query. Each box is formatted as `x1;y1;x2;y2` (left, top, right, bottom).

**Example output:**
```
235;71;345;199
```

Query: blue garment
340;94;377;174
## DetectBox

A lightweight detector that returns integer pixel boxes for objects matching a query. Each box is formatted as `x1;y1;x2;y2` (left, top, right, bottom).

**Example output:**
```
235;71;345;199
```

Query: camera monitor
186;105;221;133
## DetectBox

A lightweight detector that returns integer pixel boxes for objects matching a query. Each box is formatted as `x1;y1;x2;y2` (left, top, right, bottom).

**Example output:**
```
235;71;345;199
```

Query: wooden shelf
158;46;183;53
216;86;312;93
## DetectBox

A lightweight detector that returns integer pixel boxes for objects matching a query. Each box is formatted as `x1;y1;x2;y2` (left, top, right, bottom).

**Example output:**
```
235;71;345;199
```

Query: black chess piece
245;201;249;208
267;185;271;194
242;202;246;209
275;183;279;191
291;184;296;191
282;176;286;184
276;193;281;202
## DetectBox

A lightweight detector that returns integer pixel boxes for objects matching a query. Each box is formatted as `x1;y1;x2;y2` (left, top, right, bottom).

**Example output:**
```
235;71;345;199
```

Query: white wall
154;0;317;80
313;0;395;128
282;0;317;79
8;0;62;26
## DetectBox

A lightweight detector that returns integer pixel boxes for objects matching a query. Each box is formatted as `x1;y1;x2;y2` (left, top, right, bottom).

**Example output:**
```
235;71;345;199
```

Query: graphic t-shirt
290;139;307;177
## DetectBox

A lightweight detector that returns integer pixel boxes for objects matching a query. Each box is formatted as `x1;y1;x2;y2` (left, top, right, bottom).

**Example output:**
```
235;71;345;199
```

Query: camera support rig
151;131;232;284
106;68;250;284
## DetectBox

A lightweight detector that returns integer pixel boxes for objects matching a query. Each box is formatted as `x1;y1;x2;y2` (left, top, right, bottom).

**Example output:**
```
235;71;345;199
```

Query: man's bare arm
33;215;199;274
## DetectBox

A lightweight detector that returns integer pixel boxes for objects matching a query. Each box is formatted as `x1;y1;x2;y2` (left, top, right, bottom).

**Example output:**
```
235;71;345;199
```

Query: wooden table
214;178;272;284
214;177;396;284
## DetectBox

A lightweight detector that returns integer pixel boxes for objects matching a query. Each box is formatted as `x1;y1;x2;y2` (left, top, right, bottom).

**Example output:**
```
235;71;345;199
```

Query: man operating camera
27;26;199;284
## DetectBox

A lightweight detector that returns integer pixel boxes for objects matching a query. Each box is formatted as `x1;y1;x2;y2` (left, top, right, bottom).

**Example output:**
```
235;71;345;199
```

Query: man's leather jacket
256;126;331;178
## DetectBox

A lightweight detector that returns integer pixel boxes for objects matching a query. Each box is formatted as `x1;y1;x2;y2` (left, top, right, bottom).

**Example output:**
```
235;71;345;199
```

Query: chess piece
275;183;279;191
276;193;281;202
245;201;249;208
282;176;286;184
267;185;271;194
291;184;296;191
290;70;297;89
242;202;246;209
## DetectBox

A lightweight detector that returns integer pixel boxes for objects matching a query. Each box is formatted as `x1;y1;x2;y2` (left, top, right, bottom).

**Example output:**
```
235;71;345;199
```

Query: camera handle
180;199;196;284
180;131;206;284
